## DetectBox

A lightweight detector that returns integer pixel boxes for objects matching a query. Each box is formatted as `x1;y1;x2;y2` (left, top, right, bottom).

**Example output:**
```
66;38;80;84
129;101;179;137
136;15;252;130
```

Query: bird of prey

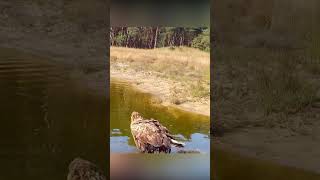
130;111;185;153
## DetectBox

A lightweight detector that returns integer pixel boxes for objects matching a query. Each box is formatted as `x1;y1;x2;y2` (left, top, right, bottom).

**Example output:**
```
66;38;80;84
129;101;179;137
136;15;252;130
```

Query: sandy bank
111;72;210;117
110;47;210;117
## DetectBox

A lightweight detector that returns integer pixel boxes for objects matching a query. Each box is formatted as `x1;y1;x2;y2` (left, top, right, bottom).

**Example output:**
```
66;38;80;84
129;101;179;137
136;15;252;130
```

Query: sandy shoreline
111;67;210;117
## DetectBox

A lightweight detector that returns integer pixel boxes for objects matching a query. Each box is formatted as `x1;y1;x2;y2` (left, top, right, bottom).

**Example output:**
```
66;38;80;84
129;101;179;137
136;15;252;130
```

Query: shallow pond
0;48;107;179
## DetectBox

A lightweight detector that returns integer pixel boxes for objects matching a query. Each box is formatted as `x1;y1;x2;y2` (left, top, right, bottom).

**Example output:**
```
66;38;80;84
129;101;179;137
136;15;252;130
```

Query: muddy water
0;48;107;179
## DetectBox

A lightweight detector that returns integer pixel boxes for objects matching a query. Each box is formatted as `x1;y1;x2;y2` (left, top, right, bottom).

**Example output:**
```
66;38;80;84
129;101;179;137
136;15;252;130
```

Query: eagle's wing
131;120;171;149
149;119;175;138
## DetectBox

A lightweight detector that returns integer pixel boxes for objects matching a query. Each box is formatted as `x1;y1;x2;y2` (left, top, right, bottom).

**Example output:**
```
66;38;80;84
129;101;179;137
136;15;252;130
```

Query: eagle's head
131;111;142;122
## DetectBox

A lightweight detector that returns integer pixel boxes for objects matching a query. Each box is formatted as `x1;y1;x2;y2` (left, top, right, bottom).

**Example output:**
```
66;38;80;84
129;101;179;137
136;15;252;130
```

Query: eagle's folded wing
131;121;170;148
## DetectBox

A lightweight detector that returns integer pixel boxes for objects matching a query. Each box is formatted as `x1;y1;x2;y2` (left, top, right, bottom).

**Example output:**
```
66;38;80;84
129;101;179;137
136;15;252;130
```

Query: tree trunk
110;27;114;46
125;28;129;47
153;27;159;48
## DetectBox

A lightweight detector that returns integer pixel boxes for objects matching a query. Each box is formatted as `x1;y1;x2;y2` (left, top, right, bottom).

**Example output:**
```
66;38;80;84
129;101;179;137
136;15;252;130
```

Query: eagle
130;111;185;153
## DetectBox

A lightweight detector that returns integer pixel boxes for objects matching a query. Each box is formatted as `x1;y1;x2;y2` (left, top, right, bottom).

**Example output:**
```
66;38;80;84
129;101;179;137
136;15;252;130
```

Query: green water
110;78;210;153
0;48;107;179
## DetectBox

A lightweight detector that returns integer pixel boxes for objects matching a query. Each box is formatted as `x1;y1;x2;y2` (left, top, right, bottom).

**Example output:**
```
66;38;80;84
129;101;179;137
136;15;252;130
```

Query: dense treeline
110;27;210;51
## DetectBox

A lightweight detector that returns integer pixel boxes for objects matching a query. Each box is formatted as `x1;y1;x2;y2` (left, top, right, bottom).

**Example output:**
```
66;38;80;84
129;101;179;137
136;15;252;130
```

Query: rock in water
177;149;201;154
67;158;106;180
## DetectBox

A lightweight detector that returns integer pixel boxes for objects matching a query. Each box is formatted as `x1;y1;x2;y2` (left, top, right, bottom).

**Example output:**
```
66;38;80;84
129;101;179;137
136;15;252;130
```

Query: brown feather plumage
130;111;184;153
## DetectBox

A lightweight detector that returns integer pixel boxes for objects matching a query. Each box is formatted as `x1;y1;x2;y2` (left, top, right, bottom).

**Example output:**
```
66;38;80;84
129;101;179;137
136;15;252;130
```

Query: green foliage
191;29;210;52
114;34;127;46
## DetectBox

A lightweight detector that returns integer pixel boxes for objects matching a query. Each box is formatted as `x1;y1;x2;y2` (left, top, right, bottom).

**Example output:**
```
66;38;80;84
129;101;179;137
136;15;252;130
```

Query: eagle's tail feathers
170;139;185;147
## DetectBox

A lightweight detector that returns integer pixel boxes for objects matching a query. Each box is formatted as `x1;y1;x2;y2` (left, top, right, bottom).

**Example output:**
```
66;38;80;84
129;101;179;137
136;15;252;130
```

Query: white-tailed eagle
130;111;185;153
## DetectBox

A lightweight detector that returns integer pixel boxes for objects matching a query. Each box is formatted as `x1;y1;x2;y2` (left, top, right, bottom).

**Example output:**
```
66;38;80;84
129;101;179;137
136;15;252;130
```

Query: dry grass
111;46;210;103
111;46;209;67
